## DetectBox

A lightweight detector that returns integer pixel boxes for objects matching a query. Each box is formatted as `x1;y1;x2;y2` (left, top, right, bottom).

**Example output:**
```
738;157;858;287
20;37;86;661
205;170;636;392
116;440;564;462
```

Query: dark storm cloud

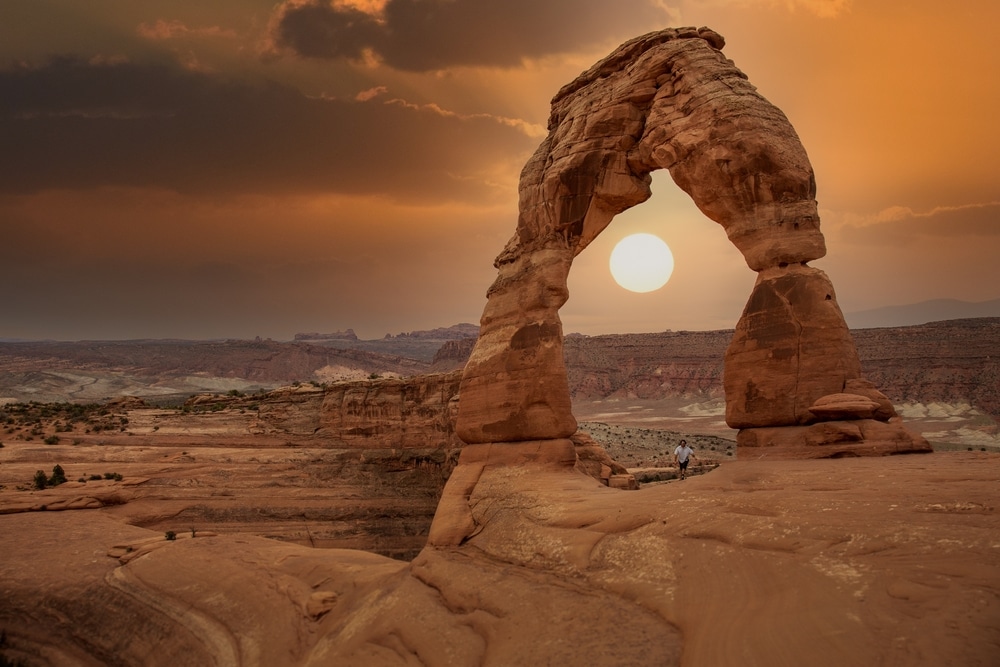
272;0;671;71
0;56;535;199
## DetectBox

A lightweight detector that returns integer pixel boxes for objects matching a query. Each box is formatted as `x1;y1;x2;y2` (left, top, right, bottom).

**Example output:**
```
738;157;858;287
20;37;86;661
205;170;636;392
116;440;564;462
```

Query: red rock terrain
0;354;997;665
563;318;1000;422
1;452;997;665
3;319;996;426
0;375;465;562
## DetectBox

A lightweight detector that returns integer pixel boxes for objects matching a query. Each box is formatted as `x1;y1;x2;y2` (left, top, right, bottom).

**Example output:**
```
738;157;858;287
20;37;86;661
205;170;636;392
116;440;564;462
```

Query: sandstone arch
454;28;929;460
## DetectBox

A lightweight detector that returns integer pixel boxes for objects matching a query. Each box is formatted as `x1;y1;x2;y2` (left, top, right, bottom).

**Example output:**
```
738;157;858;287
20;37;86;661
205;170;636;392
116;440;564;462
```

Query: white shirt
674;444;693;463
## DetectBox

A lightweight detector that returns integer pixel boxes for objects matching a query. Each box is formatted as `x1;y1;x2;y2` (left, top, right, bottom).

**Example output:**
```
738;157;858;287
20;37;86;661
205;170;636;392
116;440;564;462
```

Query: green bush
43;435;59;445
165;531;176;541
48;465;67;486
33;470;47;490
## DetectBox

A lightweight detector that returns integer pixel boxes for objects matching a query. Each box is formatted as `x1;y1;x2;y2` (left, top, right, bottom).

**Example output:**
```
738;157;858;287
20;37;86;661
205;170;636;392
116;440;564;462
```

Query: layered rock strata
454;27;928;476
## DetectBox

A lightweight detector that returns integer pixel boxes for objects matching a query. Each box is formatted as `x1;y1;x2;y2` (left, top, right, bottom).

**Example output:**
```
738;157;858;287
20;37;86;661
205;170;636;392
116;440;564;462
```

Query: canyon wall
561;319;1000;422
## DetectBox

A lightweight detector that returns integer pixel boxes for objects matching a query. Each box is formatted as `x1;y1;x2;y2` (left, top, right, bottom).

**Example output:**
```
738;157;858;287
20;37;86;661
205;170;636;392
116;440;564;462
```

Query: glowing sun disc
609;233;675;293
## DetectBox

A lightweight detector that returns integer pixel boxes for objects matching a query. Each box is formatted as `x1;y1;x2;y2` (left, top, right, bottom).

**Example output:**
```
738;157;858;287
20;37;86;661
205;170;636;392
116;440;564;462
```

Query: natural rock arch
453;28;930;459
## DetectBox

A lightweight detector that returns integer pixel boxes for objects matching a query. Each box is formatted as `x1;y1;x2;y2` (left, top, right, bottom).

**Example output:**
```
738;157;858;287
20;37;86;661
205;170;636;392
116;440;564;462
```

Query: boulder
737;419;931;458
808;393;882;421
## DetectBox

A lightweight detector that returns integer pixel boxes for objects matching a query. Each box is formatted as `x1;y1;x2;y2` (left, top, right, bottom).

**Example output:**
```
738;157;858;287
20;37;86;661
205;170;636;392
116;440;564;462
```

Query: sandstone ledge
1;453;997;665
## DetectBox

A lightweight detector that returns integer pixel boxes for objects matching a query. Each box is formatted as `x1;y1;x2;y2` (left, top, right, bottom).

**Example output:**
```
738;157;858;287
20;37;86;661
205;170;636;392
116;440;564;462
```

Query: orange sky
1;0;998;340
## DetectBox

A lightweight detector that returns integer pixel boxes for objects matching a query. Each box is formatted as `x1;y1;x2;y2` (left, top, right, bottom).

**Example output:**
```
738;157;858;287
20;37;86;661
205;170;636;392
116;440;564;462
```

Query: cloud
267;0;673;71
354;85;387;101
0;56;537;201
830;201;1000;245
137;19;238;41
691;0;851;18
0;187;512;340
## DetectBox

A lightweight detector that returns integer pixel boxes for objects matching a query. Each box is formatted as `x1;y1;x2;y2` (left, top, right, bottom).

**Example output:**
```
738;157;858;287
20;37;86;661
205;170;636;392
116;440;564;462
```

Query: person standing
673;439;696;480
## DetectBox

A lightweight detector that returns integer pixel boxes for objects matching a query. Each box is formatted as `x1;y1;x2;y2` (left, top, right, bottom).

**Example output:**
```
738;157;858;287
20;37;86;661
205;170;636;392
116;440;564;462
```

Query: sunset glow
1;0;998;340
609;234;675;293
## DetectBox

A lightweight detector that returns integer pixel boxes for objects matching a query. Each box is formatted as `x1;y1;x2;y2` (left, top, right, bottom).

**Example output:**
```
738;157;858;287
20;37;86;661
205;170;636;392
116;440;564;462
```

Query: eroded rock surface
3;454;997;666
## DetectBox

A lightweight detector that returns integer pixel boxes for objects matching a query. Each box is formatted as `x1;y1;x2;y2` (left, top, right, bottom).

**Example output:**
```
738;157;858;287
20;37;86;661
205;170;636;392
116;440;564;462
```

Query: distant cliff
255;371;462;448
384;323;479;340
561;319;1000;420
293;329;359;341
2;319;996;421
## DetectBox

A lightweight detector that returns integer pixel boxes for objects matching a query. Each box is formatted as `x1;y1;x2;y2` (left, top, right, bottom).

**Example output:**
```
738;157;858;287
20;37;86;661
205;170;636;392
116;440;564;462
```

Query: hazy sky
2;0;998;340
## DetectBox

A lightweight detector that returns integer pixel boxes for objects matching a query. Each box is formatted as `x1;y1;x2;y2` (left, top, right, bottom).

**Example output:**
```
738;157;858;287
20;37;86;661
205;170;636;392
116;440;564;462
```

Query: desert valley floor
1;396;999;665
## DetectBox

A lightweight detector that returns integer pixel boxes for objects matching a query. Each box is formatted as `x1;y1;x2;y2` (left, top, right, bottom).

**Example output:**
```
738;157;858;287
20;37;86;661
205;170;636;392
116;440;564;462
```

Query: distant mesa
845;297;1000;330
293;324;480;343
293;329;358;341
383;323;480;341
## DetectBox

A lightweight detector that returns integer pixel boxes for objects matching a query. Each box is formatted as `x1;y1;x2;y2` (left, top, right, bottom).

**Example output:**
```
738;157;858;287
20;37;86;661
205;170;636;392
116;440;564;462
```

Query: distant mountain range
844;298;1000;330
291;323;480;362
3;318;998;424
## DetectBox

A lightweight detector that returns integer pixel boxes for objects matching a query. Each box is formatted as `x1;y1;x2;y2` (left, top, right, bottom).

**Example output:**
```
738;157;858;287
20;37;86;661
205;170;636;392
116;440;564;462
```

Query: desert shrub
33;470;48;490
89;474;102;481
165;531;176;541
48;465;67;486
43;435;59;445
227;389;244;397
77;477;86;483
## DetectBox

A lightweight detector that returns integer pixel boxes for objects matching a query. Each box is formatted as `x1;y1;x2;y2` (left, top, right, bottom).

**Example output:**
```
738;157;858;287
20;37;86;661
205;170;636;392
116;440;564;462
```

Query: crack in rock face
453;27;929;459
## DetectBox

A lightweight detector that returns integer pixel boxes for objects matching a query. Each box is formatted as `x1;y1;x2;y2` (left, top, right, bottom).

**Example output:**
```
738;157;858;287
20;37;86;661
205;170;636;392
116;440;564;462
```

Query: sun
609;233;675;293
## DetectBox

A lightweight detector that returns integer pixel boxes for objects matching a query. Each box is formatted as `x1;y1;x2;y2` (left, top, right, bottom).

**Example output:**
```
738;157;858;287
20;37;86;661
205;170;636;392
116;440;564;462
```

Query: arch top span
516;26;824;272
453;27;930;461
